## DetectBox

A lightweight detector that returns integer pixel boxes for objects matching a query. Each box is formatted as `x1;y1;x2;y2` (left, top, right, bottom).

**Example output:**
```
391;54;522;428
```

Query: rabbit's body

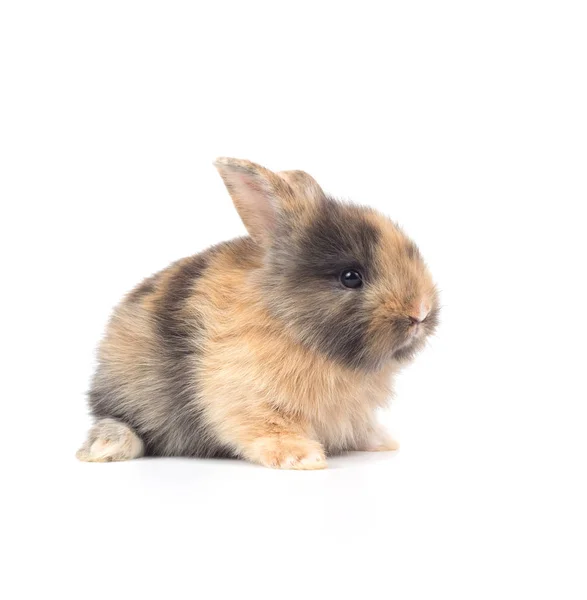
78;158;438;469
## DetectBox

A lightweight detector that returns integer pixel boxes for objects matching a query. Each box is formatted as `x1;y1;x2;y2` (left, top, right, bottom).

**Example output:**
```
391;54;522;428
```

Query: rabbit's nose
408;301;430;324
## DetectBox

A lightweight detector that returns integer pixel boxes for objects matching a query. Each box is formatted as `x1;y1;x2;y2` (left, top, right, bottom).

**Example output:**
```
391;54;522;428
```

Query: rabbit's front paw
248;436;327;470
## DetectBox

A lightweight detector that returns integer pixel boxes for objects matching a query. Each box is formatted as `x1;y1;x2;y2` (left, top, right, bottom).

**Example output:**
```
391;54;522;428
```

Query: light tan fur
78;158;438;469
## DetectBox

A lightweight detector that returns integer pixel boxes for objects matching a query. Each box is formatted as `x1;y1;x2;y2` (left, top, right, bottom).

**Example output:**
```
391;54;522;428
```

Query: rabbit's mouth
391;337;423;363
389;320;430;361
388;308;438;363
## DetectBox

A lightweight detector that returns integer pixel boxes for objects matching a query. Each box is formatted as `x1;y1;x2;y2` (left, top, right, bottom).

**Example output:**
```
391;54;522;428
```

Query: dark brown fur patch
297;197;380;281
144;244;230;456
155;254;211;353
264;196;383;369
127;273;159;302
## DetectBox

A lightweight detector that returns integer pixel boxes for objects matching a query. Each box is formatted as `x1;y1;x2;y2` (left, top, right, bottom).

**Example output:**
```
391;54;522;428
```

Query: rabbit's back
88;237;260;457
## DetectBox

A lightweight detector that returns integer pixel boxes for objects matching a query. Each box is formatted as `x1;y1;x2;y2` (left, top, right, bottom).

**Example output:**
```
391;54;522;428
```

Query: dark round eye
340;269;363;289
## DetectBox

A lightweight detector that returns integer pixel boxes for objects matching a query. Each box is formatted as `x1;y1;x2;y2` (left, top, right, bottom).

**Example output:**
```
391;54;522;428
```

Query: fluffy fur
77;158;439;469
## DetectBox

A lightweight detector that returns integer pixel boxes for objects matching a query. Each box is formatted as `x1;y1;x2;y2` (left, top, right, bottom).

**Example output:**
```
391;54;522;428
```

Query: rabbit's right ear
214;158;318;246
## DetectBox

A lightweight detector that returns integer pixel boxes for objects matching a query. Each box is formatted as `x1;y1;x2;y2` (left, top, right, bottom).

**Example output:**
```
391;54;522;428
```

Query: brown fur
77;158;439;469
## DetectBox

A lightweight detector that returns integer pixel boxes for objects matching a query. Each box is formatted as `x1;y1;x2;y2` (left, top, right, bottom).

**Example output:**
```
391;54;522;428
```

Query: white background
1;2;586;598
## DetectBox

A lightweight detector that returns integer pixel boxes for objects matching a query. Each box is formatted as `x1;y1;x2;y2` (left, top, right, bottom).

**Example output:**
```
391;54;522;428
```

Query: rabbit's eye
340;270;363;289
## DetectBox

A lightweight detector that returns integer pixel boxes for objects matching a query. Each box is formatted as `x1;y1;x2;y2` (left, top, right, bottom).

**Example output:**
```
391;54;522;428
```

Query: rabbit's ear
278;170;325;204
214;158;318;245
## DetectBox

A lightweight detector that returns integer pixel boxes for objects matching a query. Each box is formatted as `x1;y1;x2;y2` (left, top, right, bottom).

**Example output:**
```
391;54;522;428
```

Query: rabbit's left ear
278;170;325;204
214;158;320;246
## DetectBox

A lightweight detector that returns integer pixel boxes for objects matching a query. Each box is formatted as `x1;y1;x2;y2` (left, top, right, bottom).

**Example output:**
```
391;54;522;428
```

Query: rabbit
76;158;439;469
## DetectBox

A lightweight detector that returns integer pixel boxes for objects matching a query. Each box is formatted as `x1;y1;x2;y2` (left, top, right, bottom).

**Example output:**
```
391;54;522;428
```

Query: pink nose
408;301;430;324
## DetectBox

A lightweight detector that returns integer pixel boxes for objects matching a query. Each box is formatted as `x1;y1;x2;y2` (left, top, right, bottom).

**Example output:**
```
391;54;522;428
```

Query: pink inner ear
233;172;277;241
235;172;265;197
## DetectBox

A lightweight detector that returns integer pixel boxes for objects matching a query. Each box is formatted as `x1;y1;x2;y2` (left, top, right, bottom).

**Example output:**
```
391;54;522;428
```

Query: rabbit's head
215;158;439;371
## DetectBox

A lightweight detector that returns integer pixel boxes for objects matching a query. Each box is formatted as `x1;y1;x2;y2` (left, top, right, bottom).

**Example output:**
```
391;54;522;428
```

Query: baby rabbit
77;158;439;469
